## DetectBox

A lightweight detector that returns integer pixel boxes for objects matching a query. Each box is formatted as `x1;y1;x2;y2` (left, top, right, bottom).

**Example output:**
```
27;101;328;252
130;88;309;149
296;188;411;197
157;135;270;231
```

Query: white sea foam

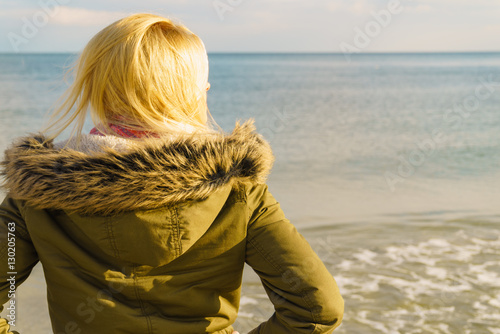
425;267;448;280
239;296;258;306
352;249;378;265
310;228;500;334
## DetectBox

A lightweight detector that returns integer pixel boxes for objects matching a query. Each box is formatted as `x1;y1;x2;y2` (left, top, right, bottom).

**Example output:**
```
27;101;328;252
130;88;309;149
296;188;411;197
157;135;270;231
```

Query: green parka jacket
0;122;344;334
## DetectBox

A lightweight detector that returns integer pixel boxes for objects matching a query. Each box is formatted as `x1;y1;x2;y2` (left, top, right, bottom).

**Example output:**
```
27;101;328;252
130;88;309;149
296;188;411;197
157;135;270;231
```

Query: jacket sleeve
245;184;344;334
0;196;39;334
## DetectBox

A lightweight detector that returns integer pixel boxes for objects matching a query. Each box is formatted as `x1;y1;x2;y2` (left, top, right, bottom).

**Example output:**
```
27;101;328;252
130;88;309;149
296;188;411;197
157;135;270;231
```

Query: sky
0;0;500;53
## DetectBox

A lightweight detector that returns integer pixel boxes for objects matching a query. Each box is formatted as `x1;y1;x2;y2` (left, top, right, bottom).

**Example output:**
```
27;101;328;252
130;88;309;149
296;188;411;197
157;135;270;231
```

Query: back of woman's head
46;13;210;139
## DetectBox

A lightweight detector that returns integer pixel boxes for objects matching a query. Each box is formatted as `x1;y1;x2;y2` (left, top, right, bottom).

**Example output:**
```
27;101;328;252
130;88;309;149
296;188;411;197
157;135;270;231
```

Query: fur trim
53;133;140;154
1;121;274;216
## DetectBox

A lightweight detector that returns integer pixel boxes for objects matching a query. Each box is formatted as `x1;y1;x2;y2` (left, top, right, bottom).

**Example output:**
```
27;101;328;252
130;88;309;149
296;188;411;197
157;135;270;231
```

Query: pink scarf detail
90;124;159;139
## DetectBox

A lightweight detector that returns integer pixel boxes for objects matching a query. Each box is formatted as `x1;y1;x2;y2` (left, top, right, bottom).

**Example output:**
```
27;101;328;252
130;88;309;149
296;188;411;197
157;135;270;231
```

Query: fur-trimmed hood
1;121;274;216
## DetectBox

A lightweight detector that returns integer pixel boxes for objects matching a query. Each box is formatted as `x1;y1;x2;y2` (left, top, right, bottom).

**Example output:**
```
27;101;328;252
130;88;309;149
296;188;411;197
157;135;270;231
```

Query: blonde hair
44;13;211;140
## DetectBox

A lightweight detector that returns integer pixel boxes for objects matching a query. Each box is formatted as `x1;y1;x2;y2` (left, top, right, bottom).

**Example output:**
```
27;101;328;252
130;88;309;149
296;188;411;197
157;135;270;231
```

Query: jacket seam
170;206;181;257
16;199;27;219
247;233;318;327
133;269;153;334
105;217;120;259
7;199;31;241
13;222;31;241
233;183;247;203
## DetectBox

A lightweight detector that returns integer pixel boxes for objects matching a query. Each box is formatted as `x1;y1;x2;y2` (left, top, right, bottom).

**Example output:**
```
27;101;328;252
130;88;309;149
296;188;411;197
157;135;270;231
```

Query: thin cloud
404;4;433;13
51;7;130;27
0;6;129;26
326;0;376;14
0;8;33;18
0;1;499;53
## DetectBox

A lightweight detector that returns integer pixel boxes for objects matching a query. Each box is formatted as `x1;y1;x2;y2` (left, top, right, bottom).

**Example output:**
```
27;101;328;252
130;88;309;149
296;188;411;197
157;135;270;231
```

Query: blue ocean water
1;53;499;194
1;53;500;333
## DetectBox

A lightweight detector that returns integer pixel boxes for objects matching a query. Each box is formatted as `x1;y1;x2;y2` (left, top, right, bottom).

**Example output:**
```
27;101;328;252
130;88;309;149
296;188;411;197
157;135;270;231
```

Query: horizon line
1;50;500;55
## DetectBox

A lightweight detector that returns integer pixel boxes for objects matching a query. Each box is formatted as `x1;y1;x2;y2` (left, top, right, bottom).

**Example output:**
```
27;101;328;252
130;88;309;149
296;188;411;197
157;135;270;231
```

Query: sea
0;52;499;333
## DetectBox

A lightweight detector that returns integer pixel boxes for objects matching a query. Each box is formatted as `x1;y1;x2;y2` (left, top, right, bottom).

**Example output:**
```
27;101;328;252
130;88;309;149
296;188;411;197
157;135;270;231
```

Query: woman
0;14;343;334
